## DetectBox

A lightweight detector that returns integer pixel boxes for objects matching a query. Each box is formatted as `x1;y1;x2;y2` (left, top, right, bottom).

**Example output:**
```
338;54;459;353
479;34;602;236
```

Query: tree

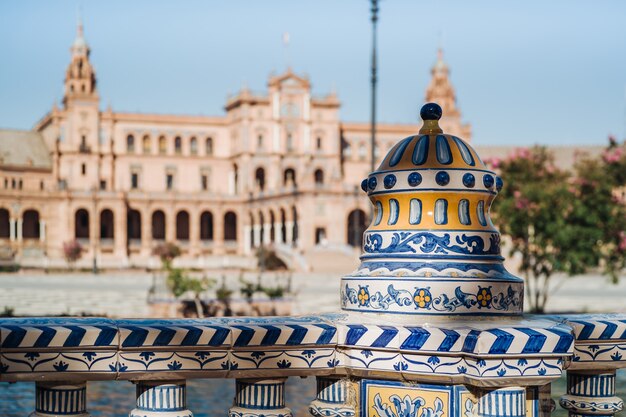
153;242;213;317
63;239;84;270
488;145;626;313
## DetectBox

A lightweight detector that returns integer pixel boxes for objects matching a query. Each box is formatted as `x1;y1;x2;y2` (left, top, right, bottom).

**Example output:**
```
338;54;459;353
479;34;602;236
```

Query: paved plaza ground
0;270;625;317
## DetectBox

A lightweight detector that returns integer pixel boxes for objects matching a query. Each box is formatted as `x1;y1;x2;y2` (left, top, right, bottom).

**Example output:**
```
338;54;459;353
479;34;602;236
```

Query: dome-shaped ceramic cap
342;103;522;317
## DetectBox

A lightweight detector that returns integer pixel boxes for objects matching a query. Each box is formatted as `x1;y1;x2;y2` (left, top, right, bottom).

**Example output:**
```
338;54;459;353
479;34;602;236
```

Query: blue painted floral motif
393;361;408;371
373;394;444;417
302;350;316;358
53;361;68;371
342;284;521;313
363;232;500;256
476;286;493;309
357;286;370;307
277;359;291;368
413;288;432;309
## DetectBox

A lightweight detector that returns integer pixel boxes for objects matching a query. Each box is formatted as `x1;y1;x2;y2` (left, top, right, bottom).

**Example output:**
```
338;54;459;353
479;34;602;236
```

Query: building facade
0;23;472;269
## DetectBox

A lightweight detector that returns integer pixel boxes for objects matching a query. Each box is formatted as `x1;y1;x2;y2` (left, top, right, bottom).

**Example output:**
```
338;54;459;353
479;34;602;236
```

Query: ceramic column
229;378;292;417
309;377;354;417
477;387;526;417
129;380;193;417
560;371;623;417
31;381;90;417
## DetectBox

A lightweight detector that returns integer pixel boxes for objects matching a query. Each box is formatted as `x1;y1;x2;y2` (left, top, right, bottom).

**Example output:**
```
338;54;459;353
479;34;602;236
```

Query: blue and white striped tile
0;317;118;349
116;319;231;348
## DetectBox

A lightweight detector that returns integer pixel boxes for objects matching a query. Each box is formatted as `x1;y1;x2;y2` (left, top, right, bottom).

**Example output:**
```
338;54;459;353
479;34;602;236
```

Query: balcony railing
1;314;625;416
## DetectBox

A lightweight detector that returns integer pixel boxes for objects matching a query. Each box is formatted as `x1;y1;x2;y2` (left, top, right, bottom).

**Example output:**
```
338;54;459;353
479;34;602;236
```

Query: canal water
1;370;624;416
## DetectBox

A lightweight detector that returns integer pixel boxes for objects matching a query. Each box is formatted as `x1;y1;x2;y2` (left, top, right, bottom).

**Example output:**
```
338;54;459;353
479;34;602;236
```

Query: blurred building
0;22;473;269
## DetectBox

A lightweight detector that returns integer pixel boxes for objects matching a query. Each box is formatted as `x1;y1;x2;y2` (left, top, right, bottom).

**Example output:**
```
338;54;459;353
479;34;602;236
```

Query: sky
1;0;625;146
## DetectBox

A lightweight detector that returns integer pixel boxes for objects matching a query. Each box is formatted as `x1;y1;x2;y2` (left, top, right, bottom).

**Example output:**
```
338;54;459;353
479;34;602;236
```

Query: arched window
255;167;266;191
206;137;214;155
190;137;198;155
151;210;166;240
174;137;182;155
257;134;264;150
314;169;324;186
176;210;190;240
126;135;135;153
0;208;9;238
127;209;141;241
99;209;114;239
142;135;151;154
347;209;368;247
75;208;90;239
286;134;294;152
200;211;213;241
158;136;167;154
224;211;237;241
316;136;323;150
284;168;296;187
23;210;40;239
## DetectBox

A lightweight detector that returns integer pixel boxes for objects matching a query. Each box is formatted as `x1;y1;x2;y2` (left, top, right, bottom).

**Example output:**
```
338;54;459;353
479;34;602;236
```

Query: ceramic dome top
342;103;523;318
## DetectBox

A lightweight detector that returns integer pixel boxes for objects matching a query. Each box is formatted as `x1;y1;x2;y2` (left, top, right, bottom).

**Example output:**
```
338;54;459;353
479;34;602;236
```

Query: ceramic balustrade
3;104;626;417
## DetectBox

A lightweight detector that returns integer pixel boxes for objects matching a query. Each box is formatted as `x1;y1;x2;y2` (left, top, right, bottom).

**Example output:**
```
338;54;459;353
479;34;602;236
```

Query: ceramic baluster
560;371;624;417
229;378;292;417
309;377;355;417
129;380;193;417
30;381;90;417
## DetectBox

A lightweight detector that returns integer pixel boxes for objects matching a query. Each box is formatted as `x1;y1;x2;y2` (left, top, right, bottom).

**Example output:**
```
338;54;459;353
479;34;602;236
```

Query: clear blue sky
1;0;625;145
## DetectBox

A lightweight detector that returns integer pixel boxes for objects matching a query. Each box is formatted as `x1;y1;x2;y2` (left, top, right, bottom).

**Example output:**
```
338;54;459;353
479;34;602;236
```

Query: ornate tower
63;17;98;107
424;49;471;140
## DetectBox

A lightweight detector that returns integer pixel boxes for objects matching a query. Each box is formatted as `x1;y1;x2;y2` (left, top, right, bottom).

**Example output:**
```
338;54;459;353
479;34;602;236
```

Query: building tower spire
424;48;471;140
63;15;98;107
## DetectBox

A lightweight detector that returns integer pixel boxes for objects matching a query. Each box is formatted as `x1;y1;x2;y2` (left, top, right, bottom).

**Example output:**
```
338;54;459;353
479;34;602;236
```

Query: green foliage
261;284;286;299
488;144;626;312
1;306;15;317
166;268;214;298
239;275;261;301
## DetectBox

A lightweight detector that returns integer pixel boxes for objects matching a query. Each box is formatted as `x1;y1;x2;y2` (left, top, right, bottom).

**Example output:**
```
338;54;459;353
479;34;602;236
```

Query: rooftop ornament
1;104;625;417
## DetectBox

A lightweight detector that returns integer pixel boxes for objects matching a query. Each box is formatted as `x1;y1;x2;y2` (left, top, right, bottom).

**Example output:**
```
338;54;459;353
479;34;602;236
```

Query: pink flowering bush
490;144;626;312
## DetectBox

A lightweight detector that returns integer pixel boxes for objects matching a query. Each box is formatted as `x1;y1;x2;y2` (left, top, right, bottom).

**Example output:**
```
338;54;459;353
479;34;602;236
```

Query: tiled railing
1;314;625;417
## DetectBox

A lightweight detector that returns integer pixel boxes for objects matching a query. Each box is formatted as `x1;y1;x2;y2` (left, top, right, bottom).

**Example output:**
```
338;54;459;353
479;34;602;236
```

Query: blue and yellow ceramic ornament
342;103;522;316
